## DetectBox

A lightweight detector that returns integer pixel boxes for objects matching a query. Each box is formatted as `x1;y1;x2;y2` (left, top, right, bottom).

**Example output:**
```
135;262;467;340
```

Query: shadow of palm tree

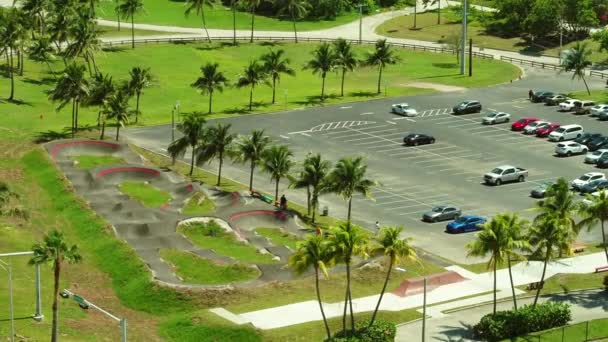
6;98;33;106
549;289;608;311
436;321;475;342
34;128;71;143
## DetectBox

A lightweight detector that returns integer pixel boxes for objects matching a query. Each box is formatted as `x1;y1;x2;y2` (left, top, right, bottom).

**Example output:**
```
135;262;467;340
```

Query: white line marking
393;117;407;120
406;118;416;122
279;135;290;139
300;132;311;137
386;121;397;125
513;105;523;109
340;106;353;109
361;112;374;115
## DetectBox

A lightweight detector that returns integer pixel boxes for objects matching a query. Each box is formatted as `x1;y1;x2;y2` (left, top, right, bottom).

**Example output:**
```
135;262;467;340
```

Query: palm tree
64;16;101;76
290;153;331;223
48;62;90;138
196;123;236;186
236;60;268;111
277;0;310;43
304;43;334;101
28;34;56;75
562;42;593;95
289;234;332;340
0;181;18;209
117;0;145;49
369;226;417;327
185;0;213;42
19;0;48;34
364;39;400;94
578;189;608;262
333;38;358;97
501;213;530;311
534;177;580;240
167;112;206;176
127;66;153;124
327;156;375;226
328;223;369;336
103;89;131;141
241;0;261;43
86;73;115;140
260;49;295;104
261;145;294;202
235;129;271;192
231;0;237;45
47;0;76;62
191;62;229;114
29;230;82;342
0;8;26;101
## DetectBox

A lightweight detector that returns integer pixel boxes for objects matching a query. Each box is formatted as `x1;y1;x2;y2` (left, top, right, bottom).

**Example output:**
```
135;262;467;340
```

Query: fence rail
590;70;608;79
499;55;562;70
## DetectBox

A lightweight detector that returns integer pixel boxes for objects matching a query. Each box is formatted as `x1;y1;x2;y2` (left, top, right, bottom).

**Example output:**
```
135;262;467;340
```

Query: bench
526;281;545;291
260;194;273;204
595;265;608;273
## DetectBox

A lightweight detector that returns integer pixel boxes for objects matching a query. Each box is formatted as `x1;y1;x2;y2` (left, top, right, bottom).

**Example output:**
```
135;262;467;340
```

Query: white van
548;124;584;142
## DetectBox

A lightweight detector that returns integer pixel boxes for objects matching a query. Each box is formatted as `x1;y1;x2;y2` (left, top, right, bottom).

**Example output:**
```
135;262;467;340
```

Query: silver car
585;149;608;164
523;121;549;134
422;205;461;222
555;142;588;157
482;111;510;125
590;104;608;117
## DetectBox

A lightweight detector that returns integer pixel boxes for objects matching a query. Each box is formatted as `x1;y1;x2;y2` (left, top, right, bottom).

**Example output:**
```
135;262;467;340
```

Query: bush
604;275;608;290
327;319;396;342
472;302;571;341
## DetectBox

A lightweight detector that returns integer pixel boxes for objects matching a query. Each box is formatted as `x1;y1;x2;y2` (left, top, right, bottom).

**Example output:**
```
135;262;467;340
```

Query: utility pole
357;2;366;44
460;0;468;75
422;277;427;342
468;38;473;77
0;260;14;342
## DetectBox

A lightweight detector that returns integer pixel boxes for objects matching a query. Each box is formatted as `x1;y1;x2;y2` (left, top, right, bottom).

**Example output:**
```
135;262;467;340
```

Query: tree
167;112;206;176
562;0;598;37
290;153;331;223
191;62;229;114
127;66;153;124
86;73;115;140
277;0;310;43
260;49;295;104
442;32;462;63
103;89;131;141
117;0;145;49
365;39;399;94
289;234;332;340
231;0;237;45
185;0;213;42
235;129;271;191
534;177;580;240
502;213;530;311
28;34;56;75
422;0;441;24
196;123;236;186
561;42;593;95
0;8;26;101
241;0;261;43
327;156;375;226
592;30;608;53
328;223;368;336
332;38;357;97
64;15;101;76
369;226;417;327
48;62;90;138
261;145;294;202
29;230;82;342
578;189;608;262
304;43;334;101
524;0;563;41
47;0;77;62
236;60;268;111
19;0;48;34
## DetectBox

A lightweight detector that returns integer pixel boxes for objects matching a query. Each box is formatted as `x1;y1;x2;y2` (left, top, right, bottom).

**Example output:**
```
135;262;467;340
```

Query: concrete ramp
393;271;468;297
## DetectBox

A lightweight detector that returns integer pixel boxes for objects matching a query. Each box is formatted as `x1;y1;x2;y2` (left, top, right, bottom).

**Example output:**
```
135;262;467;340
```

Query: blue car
446;215;487;234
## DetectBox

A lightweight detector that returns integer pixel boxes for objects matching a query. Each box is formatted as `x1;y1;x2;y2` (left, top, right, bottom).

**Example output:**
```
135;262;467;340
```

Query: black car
531;91;554;103
597;155;608;168
403;133;435;146
452;101;482;115
587;136;608;151
579;179;608;193
544;94;568;106
575;133;602;145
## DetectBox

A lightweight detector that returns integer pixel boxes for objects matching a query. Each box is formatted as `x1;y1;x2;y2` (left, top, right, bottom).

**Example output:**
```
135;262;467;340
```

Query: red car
536;123;561;137
511;117;539;131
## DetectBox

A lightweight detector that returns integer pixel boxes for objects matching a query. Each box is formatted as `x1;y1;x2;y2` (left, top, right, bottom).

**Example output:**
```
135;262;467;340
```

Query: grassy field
95;0;359;31
71;154;125;169
182;191;216;215
512;318;608;341
118;181;172;207
0;41;520;139
254;227;300;250
160;249;261;284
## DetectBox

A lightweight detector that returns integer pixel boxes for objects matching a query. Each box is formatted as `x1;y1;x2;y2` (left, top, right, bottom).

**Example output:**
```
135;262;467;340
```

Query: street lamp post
0;260;14;342
422;277;427;342
460;0;468;75
357;2;367;44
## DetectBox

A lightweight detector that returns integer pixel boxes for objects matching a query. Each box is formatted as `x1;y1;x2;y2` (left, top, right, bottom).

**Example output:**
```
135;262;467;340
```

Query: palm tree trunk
250;7;255;43
507;257;518;310
189;147;195;176
217;152;223;186
51;259;61;342
16;49;21;76
582;76;590;95
201;10;211;43
249;85;254;111
533;247;551;307
116;0;121;31
85;54;93;77
377;65;383;94
272;75;277;104
71;100;75;138
115;121;120;141
315;267;331;340
292;15;298;43
342;262;349;335
74;99;80;133
437;0;441;24
348;272;355;333
340;68;346;97
8;47;14;101
275;178;279;204
601;220;608;263
369;256;393;327
232;1;237;45
135;92;141;124
131;15;135;49
100;120;106;140
347;197;352;227
249;160;255;191
208;92;213;114
46;60;54;77
413;2;417;29
18;48;24;76
311;194;317;223
306;185;311;216
321;74;326;100
493;259;497;315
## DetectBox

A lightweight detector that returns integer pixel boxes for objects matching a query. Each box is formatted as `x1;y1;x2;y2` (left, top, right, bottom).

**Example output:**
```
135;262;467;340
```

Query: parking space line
321;124;388;136
384;203;429;210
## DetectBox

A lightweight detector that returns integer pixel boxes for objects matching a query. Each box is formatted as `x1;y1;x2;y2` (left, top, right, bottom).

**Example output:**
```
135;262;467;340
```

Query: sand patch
406;82;466;92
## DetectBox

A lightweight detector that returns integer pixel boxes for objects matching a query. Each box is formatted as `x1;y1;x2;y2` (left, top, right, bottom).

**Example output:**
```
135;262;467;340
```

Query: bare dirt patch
405;82;466;92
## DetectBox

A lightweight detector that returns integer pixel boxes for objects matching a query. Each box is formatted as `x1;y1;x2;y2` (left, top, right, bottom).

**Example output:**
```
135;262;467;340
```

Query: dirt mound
393;271;468;297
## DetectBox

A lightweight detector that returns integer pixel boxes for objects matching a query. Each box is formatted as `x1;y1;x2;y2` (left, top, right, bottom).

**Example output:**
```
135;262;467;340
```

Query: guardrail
590;70;608;79
499;55;562;70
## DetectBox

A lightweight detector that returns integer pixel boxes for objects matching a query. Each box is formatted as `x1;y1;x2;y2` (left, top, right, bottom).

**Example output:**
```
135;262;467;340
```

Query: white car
548;124;584;142
559;99;582;111
555;142;588;156
571;172;606;190
482;111;510;125
590;104;608;117
391;103;418;116
585;149;608;164
523;121;549;134
582;191;603;206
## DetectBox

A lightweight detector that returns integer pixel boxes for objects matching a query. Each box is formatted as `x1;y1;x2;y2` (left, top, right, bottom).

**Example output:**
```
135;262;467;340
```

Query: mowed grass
511;318;608;342
71;154;125;169
178;221;278;264
96;0;358;31
118;181;172;207
160;249;260;284
0;41;520;137
254;227;300;250
182;191;216;215
159;309;262;342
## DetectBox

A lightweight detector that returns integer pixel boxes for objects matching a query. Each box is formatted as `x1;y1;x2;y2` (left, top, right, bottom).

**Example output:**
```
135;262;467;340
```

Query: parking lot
124;68;606;263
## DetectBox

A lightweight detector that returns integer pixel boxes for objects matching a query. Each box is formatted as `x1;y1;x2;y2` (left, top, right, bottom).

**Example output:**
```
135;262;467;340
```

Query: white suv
555;142;588;156
391;103;418;116
585;149;608;164
571;172;606;190
590;104;608;117
548;124;583;142
559;99;582;111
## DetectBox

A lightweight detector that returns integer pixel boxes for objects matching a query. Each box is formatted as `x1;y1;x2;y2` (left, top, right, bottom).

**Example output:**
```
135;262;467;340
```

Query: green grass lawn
0;41;519;138
118;181;172;207
519;272;606;295
71;154;125;169
95;0;359;31
182;191;216;215
178;221;278;264
159;309;262;342
511;318;608;341
160;249;260;284
254;227;300;250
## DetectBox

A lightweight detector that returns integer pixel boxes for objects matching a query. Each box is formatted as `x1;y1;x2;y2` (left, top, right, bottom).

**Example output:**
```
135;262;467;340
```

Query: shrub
472;302;571;341
604;275;608;290
327;319;396;342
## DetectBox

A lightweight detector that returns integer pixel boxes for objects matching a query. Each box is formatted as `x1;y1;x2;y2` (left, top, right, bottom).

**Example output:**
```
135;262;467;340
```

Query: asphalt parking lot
125;67;606;263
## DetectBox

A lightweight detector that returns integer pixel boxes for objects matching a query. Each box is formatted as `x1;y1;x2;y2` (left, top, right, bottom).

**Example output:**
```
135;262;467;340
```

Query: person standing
528;89;533;101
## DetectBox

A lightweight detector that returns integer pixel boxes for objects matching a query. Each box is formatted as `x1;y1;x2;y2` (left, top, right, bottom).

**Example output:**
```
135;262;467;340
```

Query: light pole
460;0;468;75
357;2;367;44
0;260;14;342
171;100;180;143
422;277;427;342
0;251;43;322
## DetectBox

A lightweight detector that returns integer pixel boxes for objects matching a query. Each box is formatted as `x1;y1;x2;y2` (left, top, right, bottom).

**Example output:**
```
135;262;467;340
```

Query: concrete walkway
212;252;607;329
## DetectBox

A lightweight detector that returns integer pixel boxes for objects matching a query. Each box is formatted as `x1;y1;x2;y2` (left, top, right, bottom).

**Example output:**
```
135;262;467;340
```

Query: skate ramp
48;140;121;160
393;271;468;297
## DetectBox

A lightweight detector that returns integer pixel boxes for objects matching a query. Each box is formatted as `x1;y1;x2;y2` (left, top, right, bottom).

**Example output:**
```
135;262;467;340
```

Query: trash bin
322;206;328;216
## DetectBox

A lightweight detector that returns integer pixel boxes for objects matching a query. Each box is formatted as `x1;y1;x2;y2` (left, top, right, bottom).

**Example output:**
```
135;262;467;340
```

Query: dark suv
531;91;554;103
452;101;482;115
587;136;608;151
575;133;602;146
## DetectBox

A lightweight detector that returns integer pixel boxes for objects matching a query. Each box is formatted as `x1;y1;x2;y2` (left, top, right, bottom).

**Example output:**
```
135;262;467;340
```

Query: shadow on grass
101;46;129;53
258;41;285;47
417;73;461;79
293;93;341;105
349;90;379;98
5;98;33;106
432;62;459;69
22;76;56;86
34;128;71;143
222;101;271;115
195;42;234;51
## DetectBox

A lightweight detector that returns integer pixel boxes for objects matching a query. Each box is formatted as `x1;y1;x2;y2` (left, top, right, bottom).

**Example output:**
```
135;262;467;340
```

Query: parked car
596;154;608;168
422;205;461;222
531;91;554;103
579;179;608;194
587;136;608;151
571;172;606;191
574;100;596;115
590;104;608;117
585;149;608;164
530;181;556;198
599;111;608;121
446;215;487;234
536;123;561;137
483;165;528;185
559;99;582;111
403;133;435;146
482;111;510;125
511;117;539;131
548;124;583;142
452;100;482;115
391;103;418;116
582;191;602;206
555;142;588;156
575;132;602;145
545;94;569;106
523;120;549;134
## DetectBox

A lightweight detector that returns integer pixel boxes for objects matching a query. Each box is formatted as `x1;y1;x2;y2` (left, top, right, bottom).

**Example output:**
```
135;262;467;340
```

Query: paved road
124;67;607;263
396;289;608;341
